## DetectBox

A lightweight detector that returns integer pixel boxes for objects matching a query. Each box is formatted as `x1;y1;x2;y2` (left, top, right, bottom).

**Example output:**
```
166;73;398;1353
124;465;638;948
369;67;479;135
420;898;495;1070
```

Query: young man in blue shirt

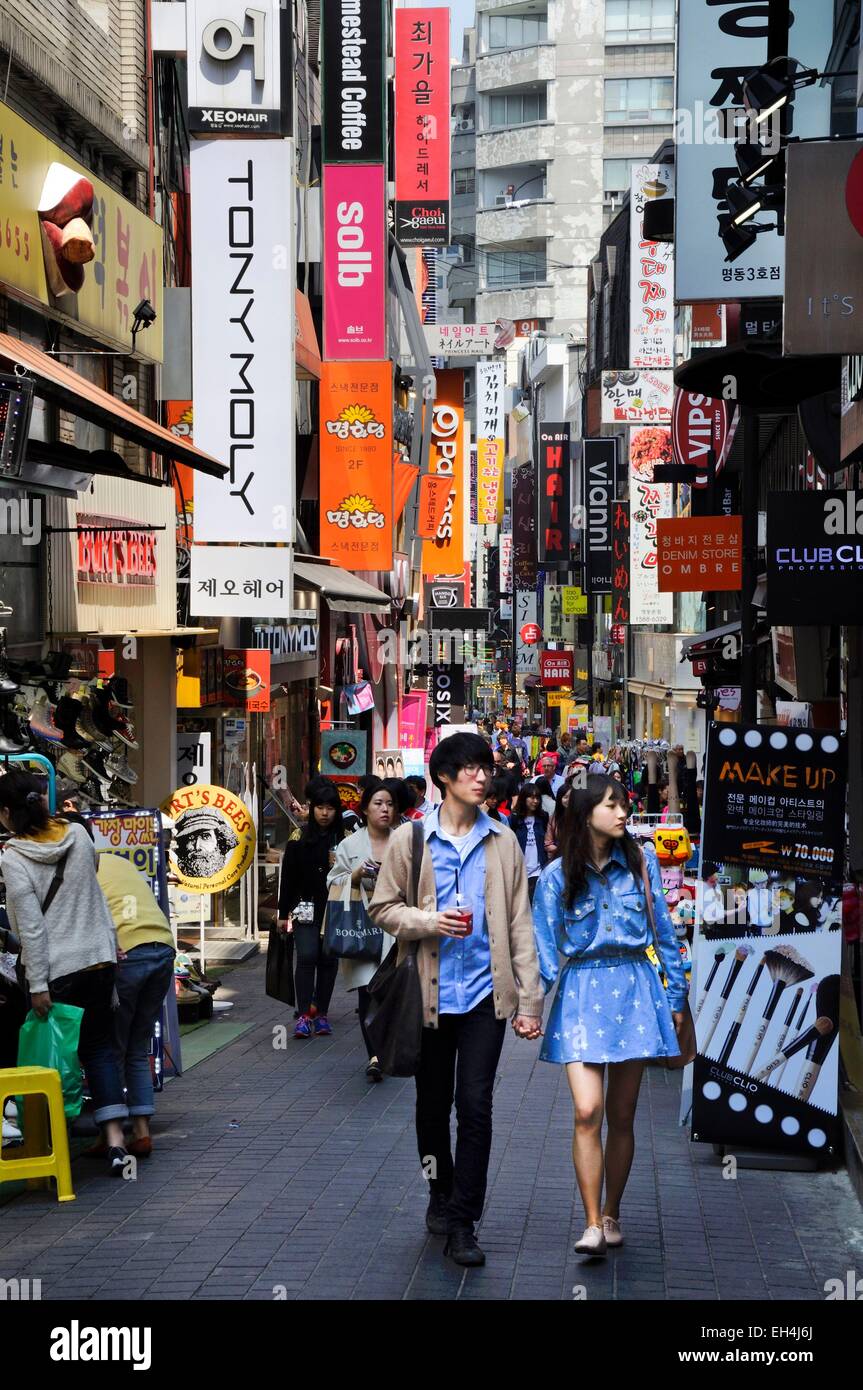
371;732;543;1267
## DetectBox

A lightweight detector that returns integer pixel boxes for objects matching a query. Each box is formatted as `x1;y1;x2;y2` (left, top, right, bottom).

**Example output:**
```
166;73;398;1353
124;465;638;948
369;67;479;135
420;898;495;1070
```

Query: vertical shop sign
185;0;291;136
394;7;450;246
323;163;386;360
512;462;537;591
476;360;505;524
421;370;465;576
582;439;616;594
537;422;571;567
321;0;386;162
515;589;539;676
629;427;673;626
611;500;630;624
319;361;393;571
433;662;465;726
190;138;295;543
630;162;674;370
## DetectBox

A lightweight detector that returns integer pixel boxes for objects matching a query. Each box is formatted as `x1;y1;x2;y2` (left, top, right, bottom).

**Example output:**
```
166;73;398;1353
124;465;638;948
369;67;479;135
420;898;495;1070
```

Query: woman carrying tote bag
326;779;396;1082
532;775;694;1258
277;782;344;1039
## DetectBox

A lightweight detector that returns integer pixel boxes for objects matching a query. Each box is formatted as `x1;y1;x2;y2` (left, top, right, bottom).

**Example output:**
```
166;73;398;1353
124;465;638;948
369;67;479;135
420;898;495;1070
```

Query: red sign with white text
540;650;574;688
657;515;742;592
671;391;730;487
323;163;386;359
76;515;157;587
520;623;541;645
394;8;450;247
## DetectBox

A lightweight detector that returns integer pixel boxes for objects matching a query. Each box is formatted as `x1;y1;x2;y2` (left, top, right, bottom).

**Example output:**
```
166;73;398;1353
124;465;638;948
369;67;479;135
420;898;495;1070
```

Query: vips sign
161;783;257;894
671;392;731;486
395;9;450;247
540;650;574;688
323;164;386;359
321;0;386;162
421;371;465;576
185;0;291;135
319;361;393;571
537;422;571;567
767;491;863;625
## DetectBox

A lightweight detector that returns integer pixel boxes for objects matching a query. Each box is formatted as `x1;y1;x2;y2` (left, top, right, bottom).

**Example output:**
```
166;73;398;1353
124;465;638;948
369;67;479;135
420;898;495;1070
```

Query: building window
485;249;547;288
603;157;643;201
452;104;475;133
455;238;476;265
453;168;475;196
604;76;673;123
487;13;548;50
487;89;547;129
606;0;674;43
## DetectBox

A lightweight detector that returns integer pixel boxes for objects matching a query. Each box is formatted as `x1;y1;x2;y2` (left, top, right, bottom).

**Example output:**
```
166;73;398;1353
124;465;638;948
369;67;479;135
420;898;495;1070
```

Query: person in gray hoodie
0;770;129;1173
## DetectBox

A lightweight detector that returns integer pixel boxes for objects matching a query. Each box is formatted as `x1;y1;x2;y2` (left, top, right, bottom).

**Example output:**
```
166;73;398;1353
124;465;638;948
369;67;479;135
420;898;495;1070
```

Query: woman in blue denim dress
532;776;688;1257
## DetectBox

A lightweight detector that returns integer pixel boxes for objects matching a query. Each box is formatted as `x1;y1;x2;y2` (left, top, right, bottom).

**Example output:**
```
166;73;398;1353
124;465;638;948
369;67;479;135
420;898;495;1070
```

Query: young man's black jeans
415;992;506;1233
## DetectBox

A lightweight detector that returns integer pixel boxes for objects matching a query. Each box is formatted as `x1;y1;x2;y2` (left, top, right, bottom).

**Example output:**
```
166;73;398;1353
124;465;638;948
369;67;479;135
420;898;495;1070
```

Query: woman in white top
509;784;550;903
326;780;397;1081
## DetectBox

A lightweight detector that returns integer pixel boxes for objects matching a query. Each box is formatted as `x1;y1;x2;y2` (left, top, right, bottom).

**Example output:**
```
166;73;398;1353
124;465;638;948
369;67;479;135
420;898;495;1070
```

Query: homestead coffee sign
671;391;730;486
77;515;157;587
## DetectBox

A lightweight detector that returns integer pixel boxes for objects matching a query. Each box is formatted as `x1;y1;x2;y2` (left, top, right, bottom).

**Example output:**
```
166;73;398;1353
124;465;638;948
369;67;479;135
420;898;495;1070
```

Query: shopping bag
322;881;383;962
364;821;425;1077
265;928;296;1006
16;1003;85;1119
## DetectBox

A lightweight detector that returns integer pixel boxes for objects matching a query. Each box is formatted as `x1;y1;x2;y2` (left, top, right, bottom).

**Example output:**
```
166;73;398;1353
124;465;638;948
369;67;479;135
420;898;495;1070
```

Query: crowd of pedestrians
276;718;692;1268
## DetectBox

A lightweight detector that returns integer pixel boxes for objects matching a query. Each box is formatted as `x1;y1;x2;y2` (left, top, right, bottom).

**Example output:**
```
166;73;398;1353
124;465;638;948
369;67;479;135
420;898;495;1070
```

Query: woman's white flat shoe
602;1215;623;1247
574;1224;607;1256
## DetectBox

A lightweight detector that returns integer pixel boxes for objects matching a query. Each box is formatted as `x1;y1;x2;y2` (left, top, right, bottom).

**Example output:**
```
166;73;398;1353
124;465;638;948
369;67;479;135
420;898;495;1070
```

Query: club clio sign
321;0;386;162
185;0;292;135
323;163;386;359
395;8;450;247
768;490;863;625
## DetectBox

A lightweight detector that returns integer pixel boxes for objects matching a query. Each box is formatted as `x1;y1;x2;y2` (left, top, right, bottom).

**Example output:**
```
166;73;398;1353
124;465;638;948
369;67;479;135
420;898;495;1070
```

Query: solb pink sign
323;163;386;360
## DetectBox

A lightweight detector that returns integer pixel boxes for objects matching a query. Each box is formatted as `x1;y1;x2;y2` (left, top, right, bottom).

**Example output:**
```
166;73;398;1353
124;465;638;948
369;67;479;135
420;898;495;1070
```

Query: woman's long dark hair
560;775;641;908
513;783;548;823
302;781;344;845
0;770;53;837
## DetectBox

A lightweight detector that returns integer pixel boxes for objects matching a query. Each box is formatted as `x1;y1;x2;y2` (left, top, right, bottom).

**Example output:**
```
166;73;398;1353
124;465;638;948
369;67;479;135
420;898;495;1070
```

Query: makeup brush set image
693;940;840;1109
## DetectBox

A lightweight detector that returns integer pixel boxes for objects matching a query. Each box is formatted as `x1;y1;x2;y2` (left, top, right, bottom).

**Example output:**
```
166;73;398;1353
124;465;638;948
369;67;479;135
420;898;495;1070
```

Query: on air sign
540;650;573;688
185;0;291;135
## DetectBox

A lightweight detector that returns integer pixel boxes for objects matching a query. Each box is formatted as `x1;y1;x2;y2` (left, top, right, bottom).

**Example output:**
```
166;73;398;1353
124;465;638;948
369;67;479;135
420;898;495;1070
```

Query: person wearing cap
173;809;239;881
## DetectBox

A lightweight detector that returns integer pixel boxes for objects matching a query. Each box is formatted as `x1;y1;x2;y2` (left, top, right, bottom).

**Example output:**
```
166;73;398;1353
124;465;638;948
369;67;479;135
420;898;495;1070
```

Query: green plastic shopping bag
16;1003;85;1120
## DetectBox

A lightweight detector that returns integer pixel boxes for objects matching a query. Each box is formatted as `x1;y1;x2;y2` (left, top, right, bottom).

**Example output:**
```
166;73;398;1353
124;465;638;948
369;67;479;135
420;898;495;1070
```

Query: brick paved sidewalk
1;951;861;1301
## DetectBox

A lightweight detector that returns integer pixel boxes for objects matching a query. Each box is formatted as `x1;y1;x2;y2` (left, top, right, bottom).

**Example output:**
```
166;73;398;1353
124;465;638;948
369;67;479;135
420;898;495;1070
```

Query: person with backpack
278;781;345;1039
369;732;543;1269
0;770;128;1173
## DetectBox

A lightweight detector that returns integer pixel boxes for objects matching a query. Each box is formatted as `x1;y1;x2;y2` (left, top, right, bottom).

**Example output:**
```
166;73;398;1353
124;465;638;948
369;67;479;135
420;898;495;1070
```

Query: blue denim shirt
425;806;504;1015
532;840;688;1011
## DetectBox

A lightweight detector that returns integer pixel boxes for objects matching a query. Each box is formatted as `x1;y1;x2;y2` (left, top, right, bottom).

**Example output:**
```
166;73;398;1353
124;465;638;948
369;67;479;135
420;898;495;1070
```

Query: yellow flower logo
339;494;376;512
338;404;375;424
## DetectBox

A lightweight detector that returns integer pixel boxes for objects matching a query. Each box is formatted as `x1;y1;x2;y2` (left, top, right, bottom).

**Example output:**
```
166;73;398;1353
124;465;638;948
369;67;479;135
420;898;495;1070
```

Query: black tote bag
364;821;425;1077
265;927;296;1006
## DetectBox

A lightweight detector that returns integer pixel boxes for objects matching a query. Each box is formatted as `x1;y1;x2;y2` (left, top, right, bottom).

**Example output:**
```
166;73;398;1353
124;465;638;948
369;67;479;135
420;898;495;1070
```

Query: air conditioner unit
456;120;473;133
495;194;508;206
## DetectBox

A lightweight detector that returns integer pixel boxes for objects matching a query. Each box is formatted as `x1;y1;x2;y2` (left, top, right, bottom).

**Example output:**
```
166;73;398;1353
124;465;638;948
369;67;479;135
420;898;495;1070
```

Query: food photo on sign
321;729;367;778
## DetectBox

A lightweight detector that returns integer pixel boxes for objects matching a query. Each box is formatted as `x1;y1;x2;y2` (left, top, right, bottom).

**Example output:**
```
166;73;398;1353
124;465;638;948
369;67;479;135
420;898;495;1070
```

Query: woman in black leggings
278;783;344;1038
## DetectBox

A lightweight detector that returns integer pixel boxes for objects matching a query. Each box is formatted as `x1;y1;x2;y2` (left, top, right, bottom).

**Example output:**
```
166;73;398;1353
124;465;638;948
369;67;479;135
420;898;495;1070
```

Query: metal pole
740;406;759;723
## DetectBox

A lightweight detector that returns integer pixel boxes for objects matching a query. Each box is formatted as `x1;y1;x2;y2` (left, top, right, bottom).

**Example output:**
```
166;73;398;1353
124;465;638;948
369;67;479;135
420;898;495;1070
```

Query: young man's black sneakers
443;1227;486;1267
425;1190;450;1236
108;1146;129;1176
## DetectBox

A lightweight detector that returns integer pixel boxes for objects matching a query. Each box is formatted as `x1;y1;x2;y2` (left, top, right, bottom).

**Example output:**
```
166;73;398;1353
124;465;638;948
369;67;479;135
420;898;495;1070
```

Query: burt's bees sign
76;514;157;587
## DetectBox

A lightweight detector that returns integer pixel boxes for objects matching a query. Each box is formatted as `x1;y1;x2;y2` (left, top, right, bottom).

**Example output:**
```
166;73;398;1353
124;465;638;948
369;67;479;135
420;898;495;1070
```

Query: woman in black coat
277;782;345;1037
509;783;549;902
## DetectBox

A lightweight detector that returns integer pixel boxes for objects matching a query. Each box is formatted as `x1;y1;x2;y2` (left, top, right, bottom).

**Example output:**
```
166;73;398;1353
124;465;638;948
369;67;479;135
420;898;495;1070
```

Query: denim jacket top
532;840;688;1012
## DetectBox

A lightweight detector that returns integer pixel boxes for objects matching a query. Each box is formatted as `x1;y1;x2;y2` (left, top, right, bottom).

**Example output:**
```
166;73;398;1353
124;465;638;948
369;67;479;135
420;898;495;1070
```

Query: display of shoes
105;744;138;784
81;747;110;781
53;696;86;748
29;694;64;742
76;701;113;750
56;749;88;785
103;675;132;709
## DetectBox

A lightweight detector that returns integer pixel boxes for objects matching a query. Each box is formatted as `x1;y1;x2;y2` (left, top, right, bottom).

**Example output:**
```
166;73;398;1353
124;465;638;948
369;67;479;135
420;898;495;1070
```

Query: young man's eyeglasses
460;764;491;780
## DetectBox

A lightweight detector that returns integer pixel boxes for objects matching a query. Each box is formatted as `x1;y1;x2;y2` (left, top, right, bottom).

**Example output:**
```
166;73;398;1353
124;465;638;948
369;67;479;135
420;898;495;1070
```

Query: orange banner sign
319;361;393;572
421;369;465;576
657;515;742;592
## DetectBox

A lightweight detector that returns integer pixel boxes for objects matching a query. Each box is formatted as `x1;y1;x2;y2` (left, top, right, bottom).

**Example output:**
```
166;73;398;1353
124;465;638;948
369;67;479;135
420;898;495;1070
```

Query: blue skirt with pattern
539;951;681;1065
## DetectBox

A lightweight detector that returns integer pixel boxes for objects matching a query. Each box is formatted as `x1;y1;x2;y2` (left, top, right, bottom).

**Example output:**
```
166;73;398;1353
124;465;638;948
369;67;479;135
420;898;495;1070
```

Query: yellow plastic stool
0;1066;75;1202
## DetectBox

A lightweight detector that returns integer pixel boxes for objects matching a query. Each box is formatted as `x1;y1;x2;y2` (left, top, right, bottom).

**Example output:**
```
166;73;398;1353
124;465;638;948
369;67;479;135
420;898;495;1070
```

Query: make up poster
683;723;846;1159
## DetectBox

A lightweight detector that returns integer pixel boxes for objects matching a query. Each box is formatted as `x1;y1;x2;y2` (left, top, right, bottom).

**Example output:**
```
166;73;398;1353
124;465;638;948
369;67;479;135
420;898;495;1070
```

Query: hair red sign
540;650;573;688
671;391;730;487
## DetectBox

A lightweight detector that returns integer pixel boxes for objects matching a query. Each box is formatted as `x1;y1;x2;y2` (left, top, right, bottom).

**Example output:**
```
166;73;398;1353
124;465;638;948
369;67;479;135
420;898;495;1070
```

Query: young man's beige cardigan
369;818;544;1029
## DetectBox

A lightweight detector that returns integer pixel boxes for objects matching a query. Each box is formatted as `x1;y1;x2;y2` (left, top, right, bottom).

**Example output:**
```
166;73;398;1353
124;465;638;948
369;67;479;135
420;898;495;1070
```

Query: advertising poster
629;427;673;626
537;422;571;567
323;163;386;360
223;649;271;711
399;691;428;749
161;784;257;894
657;516;742;593
540;650;573;688
544;584;576;641
688;723;847;1158
499;533;513;595
421;370;465;576
476;360;505;524
372;748;424;779
561;586;587;617
767;490;863;625
394;8;450;246
321;729;367;778
582;438;616;593
168;403;194;595
784;140;863;355
319;361;393;571
185;0;289;135
601;370;673;424
629;161;674;369
423;323;497;356
611;499;631;625
321;0;386;162
326;776;361;816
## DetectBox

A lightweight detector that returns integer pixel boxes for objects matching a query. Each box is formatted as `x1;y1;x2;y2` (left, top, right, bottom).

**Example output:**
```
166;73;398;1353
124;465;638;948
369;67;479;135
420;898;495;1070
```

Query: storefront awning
295;290;322;380
0;332;227;478
293;559;391;615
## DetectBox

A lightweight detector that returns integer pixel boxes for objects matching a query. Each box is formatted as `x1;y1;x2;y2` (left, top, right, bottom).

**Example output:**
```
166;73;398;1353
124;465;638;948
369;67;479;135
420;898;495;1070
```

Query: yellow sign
161;784;256;894
545;692;570;709
476;437;504;525
562;586;588;616
0;101;163;361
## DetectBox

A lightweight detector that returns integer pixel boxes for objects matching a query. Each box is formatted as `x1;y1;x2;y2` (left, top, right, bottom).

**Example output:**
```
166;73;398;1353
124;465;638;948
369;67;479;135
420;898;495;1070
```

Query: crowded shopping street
1;0;863;1357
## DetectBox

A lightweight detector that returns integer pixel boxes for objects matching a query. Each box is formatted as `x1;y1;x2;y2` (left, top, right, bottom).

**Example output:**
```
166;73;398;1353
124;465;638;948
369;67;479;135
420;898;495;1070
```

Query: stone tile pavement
2;952;862;1302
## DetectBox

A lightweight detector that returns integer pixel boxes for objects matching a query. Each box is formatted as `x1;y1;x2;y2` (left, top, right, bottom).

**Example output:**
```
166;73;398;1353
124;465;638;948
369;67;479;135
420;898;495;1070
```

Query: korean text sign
394;8;450;247
629;427;673;625
476;360;505;524
611;501;631;624
630;163;673;370
657;515;742;592
323;163;386;359
421;370;465;576
319;361;393;571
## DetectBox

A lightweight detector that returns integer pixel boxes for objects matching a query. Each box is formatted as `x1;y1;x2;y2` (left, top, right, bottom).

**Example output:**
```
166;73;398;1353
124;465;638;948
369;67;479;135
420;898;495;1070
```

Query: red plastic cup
454;896;473;936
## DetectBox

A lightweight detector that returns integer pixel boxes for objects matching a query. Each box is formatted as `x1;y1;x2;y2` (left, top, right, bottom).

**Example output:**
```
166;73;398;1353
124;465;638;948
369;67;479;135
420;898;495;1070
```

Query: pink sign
323;164;386;360
400;691;428;750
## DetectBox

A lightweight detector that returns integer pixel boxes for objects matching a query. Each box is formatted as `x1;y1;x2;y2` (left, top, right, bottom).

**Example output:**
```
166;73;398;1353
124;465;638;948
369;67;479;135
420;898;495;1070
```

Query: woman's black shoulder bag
364;821;425;1077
